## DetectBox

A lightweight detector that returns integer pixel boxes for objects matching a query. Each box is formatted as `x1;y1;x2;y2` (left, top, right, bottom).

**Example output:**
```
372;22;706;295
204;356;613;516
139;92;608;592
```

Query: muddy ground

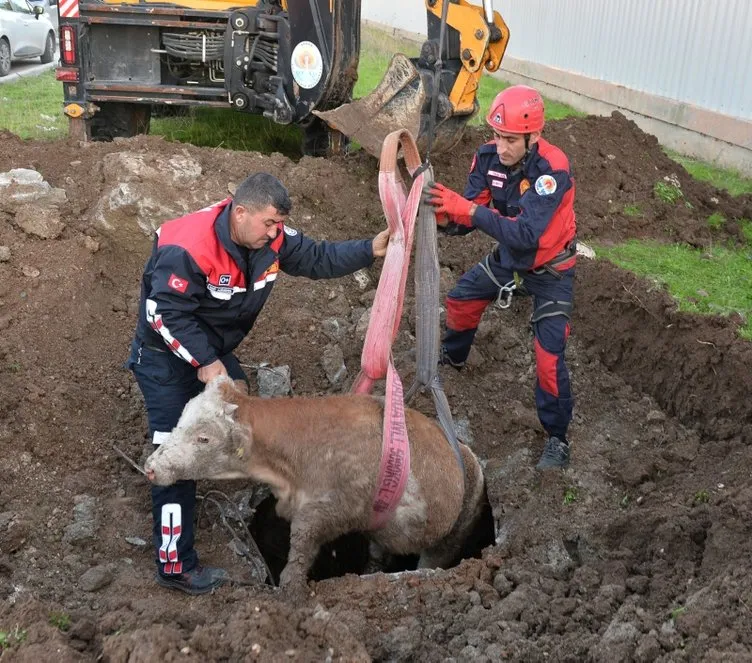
1;111;751;662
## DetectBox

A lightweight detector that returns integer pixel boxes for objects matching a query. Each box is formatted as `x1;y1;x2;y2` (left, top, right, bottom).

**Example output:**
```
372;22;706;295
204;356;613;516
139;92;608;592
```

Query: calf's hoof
279;569;311;602
278;580;311;603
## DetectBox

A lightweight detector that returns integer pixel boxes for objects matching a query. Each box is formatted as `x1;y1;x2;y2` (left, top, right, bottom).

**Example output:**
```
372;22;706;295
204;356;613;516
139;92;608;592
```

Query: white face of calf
144;377;251;486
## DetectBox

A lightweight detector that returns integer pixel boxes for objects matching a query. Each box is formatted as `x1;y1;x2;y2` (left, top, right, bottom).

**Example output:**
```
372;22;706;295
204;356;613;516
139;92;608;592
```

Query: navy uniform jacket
135;198;374;367
450;138;576;271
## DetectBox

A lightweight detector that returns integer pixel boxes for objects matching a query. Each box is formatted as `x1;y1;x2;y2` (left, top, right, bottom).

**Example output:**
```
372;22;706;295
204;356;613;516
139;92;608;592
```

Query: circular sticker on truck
291;41;323;90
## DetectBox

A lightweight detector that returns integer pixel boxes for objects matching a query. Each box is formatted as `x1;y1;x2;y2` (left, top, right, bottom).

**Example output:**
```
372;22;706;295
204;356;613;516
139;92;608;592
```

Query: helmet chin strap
508;133;532;172
524;132;532;153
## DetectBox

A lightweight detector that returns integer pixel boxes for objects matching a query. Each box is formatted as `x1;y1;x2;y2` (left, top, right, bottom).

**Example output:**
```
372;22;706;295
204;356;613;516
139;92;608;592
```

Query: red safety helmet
486;85;545;134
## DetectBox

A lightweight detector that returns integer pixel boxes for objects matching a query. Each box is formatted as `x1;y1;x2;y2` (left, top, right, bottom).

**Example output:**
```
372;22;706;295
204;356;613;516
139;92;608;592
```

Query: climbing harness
531;299;573;324
479;238;578;310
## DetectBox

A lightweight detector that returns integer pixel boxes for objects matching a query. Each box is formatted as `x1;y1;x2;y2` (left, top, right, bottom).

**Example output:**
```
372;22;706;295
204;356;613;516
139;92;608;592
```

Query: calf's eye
197;435;210;443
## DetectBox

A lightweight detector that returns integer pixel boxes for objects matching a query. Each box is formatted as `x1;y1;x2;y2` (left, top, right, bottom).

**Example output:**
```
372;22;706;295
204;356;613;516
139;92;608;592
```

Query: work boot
439;346;465;371
536;436;570;470
155;565;229;595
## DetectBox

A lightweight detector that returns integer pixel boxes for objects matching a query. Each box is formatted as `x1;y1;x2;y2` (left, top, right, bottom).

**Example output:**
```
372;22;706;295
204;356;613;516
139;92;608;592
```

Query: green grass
741;219;752;244
707;212;726;230
623;204;642;217
0;626;27;651
653;180;684;204
598;240;752;339
563;486;578;505
150;109;303;156
693;489;710;504
48;612;71;632
667;149;752;197
354;26;420;98
0;70;66;139
670;605;687;621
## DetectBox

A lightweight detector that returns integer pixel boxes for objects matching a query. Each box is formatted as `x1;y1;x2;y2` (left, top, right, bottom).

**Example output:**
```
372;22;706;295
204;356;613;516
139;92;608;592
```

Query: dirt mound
1;114;751;662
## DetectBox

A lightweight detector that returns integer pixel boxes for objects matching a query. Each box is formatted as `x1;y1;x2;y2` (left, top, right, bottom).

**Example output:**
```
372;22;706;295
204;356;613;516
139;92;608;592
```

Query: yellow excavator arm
317;0;509;157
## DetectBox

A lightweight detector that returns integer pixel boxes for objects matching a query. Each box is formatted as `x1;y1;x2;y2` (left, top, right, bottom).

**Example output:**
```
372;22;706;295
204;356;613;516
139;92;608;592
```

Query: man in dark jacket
126;172;389;594
425;85;577;472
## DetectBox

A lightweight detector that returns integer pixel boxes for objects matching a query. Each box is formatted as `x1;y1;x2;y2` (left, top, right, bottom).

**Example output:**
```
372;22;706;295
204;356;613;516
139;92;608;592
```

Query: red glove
425;182;475;227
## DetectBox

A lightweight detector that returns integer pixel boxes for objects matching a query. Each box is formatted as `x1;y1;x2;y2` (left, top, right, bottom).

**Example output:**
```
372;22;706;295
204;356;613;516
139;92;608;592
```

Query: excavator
54;0;509;157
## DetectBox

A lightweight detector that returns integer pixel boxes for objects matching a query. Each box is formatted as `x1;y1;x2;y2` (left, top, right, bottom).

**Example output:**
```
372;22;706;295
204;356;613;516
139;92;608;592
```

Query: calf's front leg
279;518;322;593
278;498;358;597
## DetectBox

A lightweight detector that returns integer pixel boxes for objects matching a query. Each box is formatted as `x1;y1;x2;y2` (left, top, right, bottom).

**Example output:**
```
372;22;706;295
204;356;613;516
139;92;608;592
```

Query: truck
54;0;509;157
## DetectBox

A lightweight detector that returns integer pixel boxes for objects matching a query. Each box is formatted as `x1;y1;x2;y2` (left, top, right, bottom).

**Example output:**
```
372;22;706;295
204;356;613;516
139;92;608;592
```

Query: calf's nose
146;468;155;482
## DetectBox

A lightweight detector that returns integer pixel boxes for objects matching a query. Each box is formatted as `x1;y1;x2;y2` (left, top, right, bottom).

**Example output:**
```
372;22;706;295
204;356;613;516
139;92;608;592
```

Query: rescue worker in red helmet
425;84;577;470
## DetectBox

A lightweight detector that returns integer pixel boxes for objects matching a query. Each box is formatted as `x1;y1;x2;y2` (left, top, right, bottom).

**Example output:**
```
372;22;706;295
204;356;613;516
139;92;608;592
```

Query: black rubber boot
155;565;229;595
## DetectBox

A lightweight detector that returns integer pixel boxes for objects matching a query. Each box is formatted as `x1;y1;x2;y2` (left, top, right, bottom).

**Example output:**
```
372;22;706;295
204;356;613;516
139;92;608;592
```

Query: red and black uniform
126;198;374;578
443;138;576;439
134;197;374;366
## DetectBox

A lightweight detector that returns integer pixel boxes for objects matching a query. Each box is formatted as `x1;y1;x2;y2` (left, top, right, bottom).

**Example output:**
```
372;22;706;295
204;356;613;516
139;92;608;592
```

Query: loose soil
1;111;751;662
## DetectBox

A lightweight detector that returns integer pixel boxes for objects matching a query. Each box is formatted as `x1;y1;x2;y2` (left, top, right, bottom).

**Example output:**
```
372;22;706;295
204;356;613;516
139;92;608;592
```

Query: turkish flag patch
168;273;189;293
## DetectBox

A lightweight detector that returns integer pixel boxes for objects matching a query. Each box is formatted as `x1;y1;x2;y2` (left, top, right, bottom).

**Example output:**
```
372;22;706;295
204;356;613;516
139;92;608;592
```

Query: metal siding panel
499;0;751;120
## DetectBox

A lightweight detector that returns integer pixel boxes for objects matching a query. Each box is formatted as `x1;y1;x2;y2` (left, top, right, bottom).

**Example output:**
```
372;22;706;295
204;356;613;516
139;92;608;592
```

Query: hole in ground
248;484;496;585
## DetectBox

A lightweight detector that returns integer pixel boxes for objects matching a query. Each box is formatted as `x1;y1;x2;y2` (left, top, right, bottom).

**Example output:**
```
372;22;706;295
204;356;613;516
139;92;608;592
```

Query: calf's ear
223;402;239;418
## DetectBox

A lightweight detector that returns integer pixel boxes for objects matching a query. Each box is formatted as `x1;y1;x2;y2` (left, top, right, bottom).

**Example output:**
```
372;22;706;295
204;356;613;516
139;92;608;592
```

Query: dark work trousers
126;339;249;576
443;256;575;440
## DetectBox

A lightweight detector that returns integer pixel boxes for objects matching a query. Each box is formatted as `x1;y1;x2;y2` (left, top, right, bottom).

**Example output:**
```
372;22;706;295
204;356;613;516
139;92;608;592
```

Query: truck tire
0;39;11;78
89;102;152;141
40;32;55;64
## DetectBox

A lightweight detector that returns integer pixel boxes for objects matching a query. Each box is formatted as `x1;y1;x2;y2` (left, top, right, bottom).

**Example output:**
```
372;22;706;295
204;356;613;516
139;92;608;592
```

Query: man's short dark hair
233;173;292;215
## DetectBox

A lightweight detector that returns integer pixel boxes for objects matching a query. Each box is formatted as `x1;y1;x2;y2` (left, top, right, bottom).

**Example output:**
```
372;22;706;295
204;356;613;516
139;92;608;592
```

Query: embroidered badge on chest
534;174;557;196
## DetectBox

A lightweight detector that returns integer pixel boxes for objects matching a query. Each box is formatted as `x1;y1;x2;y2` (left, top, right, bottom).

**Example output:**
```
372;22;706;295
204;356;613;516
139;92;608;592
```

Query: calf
144;376;486;592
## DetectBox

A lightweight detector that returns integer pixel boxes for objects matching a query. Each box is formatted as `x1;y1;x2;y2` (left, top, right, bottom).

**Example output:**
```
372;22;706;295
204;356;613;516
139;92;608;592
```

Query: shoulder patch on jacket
168;273;189;293
534;174;558;196
254;260;280;291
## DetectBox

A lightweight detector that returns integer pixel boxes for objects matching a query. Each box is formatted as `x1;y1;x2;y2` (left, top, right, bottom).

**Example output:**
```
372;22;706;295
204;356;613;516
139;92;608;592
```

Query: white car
0;0;56;77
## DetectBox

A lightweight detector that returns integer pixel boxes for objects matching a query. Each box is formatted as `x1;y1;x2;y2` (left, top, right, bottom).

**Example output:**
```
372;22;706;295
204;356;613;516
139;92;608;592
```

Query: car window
9;0;33;13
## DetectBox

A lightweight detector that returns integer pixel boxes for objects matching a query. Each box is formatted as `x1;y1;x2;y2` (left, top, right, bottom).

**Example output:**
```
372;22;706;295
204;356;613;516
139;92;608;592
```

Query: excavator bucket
314;54;426;158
